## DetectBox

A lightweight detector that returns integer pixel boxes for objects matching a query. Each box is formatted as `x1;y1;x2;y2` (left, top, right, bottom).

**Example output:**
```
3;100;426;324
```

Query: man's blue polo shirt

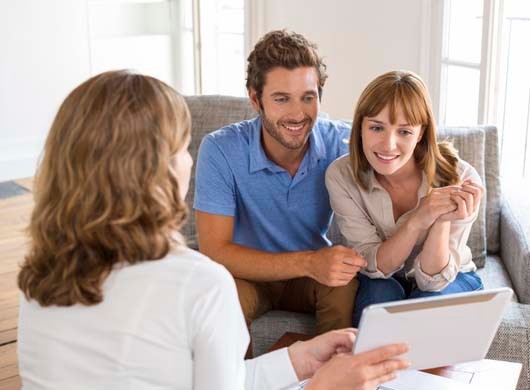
193;116;350;253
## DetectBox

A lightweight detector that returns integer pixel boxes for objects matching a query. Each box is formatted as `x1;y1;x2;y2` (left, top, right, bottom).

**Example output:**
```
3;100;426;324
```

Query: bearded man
194;30;365;353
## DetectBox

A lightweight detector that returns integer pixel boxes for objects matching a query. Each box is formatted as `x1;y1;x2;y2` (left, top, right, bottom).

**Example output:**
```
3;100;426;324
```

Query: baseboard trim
0;137;43;182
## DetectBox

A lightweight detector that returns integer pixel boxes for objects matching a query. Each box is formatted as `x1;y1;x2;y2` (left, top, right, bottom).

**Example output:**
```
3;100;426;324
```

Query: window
435;0;530;180
198;0;246;96
497;1;530;178
88;0;180;87
439;0;483;126
87;0;246;97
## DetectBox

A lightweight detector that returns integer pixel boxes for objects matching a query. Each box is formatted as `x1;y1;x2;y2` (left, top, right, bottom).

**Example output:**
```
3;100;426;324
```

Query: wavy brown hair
18;70;191;307
349;70;460;191
246;29;328;100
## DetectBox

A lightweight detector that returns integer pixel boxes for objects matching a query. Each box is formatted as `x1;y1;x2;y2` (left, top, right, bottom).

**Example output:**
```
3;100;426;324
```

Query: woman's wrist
431;219;451;232
419;219;451;275
287;341;311;381
405;214;425;235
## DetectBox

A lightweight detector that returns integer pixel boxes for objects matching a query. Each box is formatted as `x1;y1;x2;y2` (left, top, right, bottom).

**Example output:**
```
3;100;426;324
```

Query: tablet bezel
352;287;513;370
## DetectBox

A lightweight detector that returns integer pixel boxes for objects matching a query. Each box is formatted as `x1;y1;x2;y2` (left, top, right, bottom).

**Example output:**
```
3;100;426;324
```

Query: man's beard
260;109;313;150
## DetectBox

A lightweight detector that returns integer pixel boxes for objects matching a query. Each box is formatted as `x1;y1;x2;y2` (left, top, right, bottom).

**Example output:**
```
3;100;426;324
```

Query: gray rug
0;181;30;200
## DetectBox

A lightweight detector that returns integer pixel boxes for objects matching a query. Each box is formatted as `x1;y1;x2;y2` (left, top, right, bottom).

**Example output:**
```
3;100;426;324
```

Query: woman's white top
325;156;480;291
18;247;298;390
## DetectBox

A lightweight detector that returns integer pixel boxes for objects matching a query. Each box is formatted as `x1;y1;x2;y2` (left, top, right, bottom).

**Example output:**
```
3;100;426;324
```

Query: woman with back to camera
17;70;408;389
325;70;485;327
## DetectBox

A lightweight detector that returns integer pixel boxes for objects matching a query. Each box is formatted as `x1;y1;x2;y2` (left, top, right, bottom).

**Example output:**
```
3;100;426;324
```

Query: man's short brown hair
246;30;328;100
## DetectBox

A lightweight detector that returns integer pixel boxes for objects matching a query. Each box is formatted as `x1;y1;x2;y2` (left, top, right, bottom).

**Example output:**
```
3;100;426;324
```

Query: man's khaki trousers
235;277;359;339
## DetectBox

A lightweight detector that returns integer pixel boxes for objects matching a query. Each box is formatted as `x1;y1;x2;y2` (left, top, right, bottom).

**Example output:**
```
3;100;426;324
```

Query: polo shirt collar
249;117;278;173
249;116;326;174
308;121;327;164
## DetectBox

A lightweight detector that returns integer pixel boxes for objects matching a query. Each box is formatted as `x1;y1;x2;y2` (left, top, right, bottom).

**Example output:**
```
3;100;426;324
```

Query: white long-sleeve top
18;247;299;390
325;155;480;291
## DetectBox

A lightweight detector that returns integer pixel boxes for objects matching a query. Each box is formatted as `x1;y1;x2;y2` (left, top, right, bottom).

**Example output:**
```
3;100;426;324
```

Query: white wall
259;0;428;120
0;0;431;181
0;0;185;182
0;0;91;182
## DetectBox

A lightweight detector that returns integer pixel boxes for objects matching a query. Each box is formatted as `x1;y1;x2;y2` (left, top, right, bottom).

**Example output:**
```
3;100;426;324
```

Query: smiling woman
361;105;424;180
325;70;485;327
348;71;460;192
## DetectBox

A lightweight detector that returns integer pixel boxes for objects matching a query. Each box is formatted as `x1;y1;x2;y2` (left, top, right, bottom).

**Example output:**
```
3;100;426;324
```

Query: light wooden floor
0;178;33;389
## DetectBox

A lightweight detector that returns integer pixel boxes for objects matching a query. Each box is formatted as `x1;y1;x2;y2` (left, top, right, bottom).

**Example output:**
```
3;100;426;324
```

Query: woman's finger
458;190;473;214
461;183;483;213
370;371;397;387
451;192;468;219
353;344;408;365
432;185;462;194
362;358;410;381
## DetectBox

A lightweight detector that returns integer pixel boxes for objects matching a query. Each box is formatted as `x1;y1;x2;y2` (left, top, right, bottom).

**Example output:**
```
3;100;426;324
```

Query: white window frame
190;0;249;96
424;0;504;126
244;0;265;62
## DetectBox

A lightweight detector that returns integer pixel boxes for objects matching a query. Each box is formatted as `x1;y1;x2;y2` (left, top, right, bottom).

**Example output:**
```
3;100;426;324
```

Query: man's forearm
202;242;314;281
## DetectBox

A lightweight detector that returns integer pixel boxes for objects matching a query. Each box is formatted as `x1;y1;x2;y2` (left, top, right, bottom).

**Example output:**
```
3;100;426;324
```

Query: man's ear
248;88;261;113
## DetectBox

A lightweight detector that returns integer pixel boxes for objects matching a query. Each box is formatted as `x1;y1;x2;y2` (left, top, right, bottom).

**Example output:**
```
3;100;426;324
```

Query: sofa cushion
486;303;530;390
183;95;256;249
251;310;316;357
437;127;487;267
477;255;517;301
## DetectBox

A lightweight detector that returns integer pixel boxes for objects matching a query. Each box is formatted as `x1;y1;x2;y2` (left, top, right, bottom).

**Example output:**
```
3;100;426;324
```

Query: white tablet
352;287;513;370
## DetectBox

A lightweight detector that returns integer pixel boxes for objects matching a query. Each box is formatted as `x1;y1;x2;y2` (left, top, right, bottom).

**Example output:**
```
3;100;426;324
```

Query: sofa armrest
500;186;530;304
487;302;530;390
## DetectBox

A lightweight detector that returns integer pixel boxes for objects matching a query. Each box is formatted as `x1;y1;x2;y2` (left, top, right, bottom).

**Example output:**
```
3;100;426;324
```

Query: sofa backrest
182;95;502;265
483;126;502;253
436;126;501;266
182;95;255;248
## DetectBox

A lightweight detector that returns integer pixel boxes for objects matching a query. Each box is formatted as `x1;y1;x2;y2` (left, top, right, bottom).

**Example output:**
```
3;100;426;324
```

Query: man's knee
314;277;359;302
234;278;269;326
313;278;359;333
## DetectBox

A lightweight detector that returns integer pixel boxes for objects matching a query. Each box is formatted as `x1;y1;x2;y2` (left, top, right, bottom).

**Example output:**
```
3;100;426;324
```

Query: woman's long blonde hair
18;70;191;306
349;70;459;190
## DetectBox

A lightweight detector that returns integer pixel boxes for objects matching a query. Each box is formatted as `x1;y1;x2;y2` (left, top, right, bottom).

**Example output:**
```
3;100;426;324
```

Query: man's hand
288;328;357;380
306;343;410;390
306;246;366;286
